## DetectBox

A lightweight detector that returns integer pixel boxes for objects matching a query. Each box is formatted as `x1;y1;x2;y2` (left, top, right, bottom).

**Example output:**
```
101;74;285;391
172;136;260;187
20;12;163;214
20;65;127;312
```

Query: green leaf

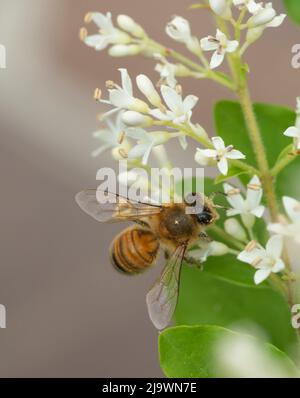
214;101;300;199
284;0;300;26
159;325;300;378
214;165;248;184
175;265;298;355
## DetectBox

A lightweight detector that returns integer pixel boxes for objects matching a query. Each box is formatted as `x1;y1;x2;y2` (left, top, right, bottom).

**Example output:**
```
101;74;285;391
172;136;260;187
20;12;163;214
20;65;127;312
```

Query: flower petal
272;259;285;273
266;235;283;259
84;35;109;50
254;269;271;285
283;196;300;223
119;68;133;95
160;85;182;113
218;156;228;175
283;126;300;139
226;149;246;160
212;136;225;150
226;40;239;53
109;89;133;108
200;37;219;51
210;50;225;69
183;95;199;112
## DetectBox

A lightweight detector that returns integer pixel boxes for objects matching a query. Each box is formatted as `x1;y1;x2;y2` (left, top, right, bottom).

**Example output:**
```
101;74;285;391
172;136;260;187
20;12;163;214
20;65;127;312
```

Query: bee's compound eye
197;211;213;225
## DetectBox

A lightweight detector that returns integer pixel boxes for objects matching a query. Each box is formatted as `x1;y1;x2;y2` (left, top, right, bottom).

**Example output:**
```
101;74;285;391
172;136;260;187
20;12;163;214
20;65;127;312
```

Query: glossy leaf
159;325;300;378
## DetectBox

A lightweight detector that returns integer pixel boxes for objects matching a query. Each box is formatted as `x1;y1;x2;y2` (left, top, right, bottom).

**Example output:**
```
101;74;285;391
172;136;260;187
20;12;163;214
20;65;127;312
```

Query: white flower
154;55;178;88
83;12;130;51
189;241;229;263
200;30;239;69
126;128;181;165
98;69;150;120
247;3;286;28
136;74;162;108
92;112;129;157
116;15;145;38
224;175;265;228
283;98;300;149
198;137;245;176
233;0;262;14
166;16;201;54
150;85;198;124
209;0;232;19
238;236;285;285
283;126;300;150
224;218;247;242
268;197;300;245
108;44;141;57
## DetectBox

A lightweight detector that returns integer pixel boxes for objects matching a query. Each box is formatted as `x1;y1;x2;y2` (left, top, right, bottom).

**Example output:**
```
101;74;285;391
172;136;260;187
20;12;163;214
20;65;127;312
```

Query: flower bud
108;44;141;57
210;241;229;256
117;15;145;38
241;214;255;229
209;0;232;20
166;16;191;42
246;27;263;44
136;75;162;107
224;219;247;242
130;98;150;114
248;8;276;27
121;111;153;127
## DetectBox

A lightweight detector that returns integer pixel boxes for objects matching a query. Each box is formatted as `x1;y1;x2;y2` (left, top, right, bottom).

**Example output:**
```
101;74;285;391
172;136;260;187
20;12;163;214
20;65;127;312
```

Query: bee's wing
75;190;162;223
146;244;187;330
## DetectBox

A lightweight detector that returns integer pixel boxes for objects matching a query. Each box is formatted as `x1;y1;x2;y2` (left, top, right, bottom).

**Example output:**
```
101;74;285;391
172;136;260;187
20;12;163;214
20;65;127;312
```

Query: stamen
79;27;87;41
227;188;241;196
118;131;126;144
118;148;128;159
84;12;92;24
94;88;102;101
226;145;234;152
245;240;257;252
175;84;182;95
159;103;167;114
247;183;261;191
106;80;115;89
251;257;263;267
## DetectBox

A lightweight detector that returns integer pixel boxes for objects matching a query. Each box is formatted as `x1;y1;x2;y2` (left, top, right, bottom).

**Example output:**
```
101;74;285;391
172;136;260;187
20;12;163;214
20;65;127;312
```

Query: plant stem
237;83;280;222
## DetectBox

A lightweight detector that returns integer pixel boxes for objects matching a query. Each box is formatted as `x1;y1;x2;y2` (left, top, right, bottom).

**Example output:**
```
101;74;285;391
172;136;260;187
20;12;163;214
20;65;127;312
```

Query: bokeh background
0;0;299;377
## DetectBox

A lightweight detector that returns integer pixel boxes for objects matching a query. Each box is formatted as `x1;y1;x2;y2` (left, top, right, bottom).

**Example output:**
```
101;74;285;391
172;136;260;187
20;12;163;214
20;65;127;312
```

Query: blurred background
0;0;299;377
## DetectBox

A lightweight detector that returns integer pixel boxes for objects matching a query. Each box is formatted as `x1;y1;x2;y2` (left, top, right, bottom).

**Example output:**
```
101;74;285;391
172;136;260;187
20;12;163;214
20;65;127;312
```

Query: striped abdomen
110;227;159;275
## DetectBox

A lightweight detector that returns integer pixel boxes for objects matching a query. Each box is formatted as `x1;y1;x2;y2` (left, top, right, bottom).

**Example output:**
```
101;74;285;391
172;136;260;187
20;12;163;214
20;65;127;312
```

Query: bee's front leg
183;255;204;271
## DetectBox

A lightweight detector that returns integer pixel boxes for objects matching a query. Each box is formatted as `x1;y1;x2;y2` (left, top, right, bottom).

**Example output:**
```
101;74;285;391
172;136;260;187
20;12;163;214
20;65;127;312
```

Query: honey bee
75;190;219;330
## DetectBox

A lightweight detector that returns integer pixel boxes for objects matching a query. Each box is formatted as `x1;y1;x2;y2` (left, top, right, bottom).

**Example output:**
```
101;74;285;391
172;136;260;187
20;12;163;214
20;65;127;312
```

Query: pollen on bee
79;27;87;41
84;12;92;24
94;88;102;101
245;240;257;252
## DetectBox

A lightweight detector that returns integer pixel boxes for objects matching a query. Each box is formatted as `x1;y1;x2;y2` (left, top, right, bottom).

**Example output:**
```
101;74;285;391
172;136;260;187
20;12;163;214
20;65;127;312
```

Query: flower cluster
80;3;297;290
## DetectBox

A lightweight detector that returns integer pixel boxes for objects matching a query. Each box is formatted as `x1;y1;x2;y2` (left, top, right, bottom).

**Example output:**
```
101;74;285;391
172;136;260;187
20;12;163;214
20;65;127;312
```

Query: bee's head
184;192;219;226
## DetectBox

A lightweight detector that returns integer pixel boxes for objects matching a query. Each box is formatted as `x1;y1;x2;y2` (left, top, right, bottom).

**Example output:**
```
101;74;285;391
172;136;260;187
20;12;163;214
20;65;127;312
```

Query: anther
79;27;87;41
227;188;241;196
245;240;257;252
106;80;115;89
94;88;102;101
84;13;92;24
